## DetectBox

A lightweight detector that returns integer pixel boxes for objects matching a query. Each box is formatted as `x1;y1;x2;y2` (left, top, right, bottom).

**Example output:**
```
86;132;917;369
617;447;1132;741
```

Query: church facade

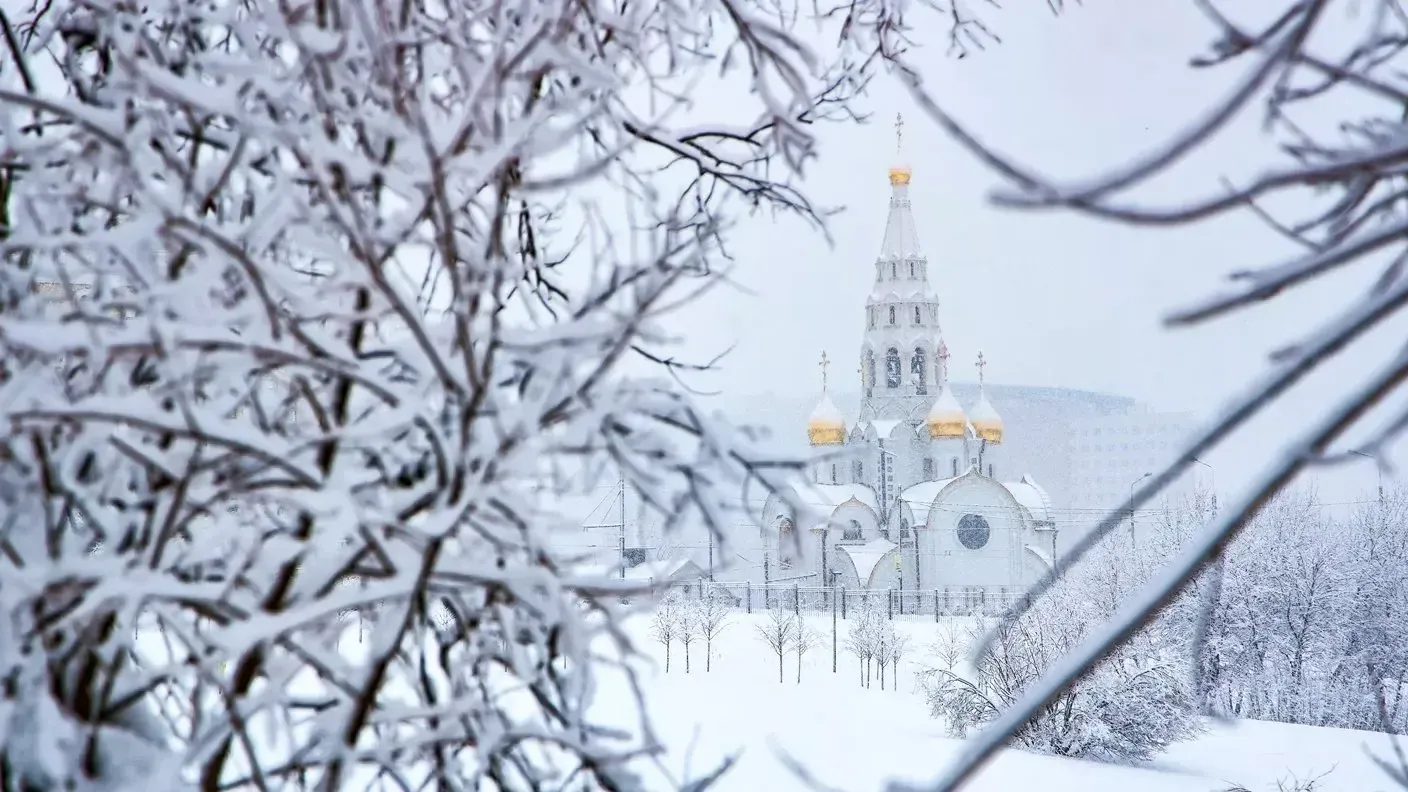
760;127;1057;594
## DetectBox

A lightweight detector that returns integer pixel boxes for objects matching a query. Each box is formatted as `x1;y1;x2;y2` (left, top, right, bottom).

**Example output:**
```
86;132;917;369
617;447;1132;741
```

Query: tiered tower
804;115;1006;517
857;114;945;425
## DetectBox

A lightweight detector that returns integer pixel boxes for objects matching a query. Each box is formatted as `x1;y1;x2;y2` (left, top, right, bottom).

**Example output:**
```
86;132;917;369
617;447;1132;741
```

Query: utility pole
708;530;714;581
618;472;627;579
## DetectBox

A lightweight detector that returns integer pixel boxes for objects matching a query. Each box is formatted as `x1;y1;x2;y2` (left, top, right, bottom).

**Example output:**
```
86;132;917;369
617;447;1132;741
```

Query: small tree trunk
684;642;691;673
665;642;671;673
797;645;802;684
879;661;887;690
706;636;712;672
777;648;784;684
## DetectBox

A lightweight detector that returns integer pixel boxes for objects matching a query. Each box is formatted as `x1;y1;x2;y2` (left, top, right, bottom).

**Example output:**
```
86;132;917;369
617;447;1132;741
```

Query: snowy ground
133;610;1404;791
598;611;1404;792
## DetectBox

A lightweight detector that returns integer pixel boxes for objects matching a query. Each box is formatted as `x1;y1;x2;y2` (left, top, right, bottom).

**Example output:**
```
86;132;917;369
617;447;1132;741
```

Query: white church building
760;129;1057;594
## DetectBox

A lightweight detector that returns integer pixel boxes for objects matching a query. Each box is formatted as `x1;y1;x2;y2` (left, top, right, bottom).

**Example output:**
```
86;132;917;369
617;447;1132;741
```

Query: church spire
858;115;942;424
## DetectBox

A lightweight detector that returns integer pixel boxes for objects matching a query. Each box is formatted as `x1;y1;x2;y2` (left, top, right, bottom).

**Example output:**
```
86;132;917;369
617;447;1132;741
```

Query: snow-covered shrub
919;539;1201;763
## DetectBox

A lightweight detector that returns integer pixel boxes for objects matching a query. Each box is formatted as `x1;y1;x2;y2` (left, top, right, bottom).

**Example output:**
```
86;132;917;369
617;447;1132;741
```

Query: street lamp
1129;472;1153;543
1349;450;1385;504
1191;457;1217;512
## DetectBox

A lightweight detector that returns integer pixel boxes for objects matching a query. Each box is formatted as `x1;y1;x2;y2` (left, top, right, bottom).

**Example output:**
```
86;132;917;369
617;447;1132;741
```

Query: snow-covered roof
970;390;1002;422
624;558;704;582
799;482;880;516
1024;544;1055;569
808;392;845;426
876;181;924;264
901;477;959;525
837;538;898;587
868;419;903;438
1002;475;1054;525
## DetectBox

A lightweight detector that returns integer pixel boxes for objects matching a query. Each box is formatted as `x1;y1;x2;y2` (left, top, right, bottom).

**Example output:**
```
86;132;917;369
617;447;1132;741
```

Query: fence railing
652;579;1023;620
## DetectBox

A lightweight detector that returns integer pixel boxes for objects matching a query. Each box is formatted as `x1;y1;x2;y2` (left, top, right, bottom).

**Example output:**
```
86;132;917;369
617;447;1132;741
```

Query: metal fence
654;579;1023;620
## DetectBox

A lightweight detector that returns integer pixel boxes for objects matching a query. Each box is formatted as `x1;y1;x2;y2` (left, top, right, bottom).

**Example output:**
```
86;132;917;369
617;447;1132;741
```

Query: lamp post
1349;450;1384;504
1129;472;1153;544
1192;457;1217;512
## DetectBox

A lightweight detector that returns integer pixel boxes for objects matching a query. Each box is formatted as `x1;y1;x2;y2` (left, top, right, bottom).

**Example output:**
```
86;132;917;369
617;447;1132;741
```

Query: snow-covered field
132;609;1403;791
599;611;1403;792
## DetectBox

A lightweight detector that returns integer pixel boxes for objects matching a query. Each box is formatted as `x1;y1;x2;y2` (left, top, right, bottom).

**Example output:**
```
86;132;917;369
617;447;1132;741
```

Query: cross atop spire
819;350;831;392
976;351;987;386
894;112;904;157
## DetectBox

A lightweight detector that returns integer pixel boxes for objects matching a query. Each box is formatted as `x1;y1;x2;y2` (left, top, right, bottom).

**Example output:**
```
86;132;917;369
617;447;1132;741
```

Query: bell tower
858;113;947;426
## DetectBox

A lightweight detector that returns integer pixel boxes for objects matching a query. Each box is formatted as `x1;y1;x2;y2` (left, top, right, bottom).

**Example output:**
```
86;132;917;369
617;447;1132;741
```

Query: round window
956;514;991;550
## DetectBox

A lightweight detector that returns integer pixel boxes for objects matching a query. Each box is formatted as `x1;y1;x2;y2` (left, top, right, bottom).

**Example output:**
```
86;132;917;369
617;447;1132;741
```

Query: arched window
911;347;927;395
865;354;876;395
885;348;901;388
888;305;896;325
900;519;911;540
909;261;916;278
852;459;864;482
830;463;838;484
779;518;796;568
891;262;897;279
951;457;959;477
868;308;876;329
914;306;922;324
844;520;863;541
923;457;935;479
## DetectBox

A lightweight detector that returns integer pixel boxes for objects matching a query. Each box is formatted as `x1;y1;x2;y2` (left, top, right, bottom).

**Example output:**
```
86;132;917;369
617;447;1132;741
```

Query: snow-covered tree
755;608;798;684
0;0;919;785
678;595;701;674
793;618;821;684
906;1;1408;786
652;593;686;673
695;591;733;673
885;626;909;692
844;603;885;688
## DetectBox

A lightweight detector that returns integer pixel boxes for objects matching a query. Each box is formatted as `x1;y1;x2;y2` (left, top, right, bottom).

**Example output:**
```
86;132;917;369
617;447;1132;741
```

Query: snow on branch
0;0;923;787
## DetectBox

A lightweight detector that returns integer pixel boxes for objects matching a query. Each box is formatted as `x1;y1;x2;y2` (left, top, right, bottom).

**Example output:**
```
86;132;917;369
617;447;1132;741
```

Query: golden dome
808;393;847;446
926;386;967;440
972;416;1003;445
889;166;912;186
970;350;1003;444
970;392;1003;445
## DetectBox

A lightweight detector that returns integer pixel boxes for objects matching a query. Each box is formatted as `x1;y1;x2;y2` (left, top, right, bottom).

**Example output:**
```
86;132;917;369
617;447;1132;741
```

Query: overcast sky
644;1;1408;510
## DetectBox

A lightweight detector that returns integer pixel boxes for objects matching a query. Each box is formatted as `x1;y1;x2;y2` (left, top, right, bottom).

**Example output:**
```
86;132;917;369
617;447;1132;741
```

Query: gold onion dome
889;165;912;186
926;386;967;440
807;392;847;446
970;398;1003;445
970;350;1003;444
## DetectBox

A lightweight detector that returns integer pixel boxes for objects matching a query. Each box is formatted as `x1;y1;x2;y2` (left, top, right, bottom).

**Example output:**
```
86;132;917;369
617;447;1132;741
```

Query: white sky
643;1;1408;510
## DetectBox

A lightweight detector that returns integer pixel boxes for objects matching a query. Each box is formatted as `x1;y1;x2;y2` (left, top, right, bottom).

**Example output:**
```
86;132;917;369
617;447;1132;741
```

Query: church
760;119;1057;595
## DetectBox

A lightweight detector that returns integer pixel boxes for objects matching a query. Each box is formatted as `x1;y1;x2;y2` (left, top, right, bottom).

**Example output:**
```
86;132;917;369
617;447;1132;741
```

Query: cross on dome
888;112;912;187
976;350;987;386
819;350;831;392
